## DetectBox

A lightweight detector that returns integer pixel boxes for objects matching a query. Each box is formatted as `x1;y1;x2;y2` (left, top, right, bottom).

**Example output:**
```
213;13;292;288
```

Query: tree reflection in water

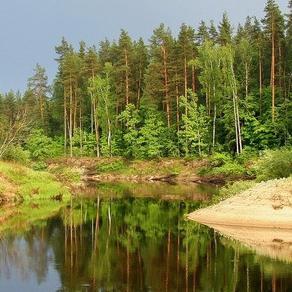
0;183;292;291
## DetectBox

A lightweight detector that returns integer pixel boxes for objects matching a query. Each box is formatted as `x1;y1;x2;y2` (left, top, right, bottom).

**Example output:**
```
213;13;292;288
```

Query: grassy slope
0;161;70;201
0;161;71;234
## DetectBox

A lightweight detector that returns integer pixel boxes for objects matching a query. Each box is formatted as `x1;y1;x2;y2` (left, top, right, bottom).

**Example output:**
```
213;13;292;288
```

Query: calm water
1;182;292;292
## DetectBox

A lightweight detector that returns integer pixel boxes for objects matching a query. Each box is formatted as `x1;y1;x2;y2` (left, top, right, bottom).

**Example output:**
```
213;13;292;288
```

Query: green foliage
254;148;292;181
32;161;48;171
119;104;141;158
138;108;169;158
200;152;246;178
211;162;246;177
209;152;232;167
0;161;70;201
2;145;30;164
119;104;173;159
179;90;210;156
25;129;62;160
1;2;291;162
71;129;96;157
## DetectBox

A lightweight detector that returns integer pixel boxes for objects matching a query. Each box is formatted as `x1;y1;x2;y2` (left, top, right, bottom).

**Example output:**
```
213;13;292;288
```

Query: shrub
2;145;30;164
25;129;62;160
235;147;258;165
32;161;48;171
211;162;246;176
254;148;292;182
209;153;233;167
199;152;246;177
71;129;96;157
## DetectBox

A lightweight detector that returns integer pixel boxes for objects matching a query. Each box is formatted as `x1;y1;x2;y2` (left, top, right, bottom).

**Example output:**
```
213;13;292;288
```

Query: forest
1;1;292;290
0;0;291;161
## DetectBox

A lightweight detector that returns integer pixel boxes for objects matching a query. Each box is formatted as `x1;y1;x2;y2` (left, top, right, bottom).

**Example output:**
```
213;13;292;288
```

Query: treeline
0;0;291;160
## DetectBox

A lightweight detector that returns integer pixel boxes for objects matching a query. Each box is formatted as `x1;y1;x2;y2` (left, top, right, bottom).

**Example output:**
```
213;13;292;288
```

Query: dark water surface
1;182;292;292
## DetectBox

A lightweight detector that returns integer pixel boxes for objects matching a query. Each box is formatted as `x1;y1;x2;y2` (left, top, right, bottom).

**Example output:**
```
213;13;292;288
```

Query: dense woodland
0;0;291;160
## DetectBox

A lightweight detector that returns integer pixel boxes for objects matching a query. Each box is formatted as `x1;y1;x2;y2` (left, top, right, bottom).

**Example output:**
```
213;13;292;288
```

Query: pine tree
62;52;82;156
218;12;233;45
177;24;196;96
252;17;265;114
209;20;218;43
98;39;113;68
145;24;175;127
84;47;99;134
286;0;292;96
113;30;134;109
176;24;196;128
27;64;49;130
132;38;149;108
262;0;285;122
196;21;209;45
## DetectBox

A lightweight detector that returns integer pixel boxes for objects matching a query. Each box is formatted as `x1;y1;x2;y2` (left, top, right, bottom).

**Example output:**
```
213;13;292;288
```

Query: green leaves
118;104;173;158
179;90;210;156
25;129;62;160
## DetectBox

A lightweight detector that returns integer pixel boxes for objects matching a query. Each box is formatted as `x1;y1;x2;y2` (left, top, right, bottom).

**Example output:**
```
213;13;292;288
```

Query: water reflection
205;224;292;264
0;182;292;291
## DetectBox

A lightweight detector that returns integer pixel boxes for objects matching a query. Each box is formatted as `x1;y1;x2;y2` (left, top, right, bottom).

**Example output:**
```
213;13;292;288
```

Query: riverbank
48;157;244;184
0;161;70;203
0;161;71;233
188;177;292;228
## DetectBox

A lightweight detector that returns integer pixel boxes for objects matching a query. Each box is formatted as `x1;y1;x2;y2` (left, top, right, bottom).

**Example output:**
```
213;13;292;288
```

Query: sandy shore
188;177;292;228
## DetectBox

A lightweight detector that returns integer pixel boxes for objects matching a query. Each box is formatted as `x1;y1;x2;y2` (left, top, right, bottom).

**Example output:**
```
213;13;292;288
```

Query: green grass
0;161;71;235
0;161;70;201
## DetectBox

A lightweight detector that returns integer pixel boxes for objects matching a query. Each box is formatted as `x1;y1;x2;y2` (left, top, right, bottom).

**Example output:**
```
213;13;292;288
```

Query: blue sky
0;0;289;93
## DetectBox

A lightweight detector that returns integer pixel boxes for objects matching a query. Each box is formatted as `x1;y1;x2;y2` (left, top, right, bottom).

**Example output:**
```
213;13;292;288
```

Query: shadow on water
0;182;292;291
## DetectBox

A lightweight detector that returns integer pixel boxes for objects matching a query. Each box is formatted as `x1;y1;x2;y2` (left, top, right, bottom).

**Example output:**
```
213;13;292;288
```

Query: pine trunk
271;20;276;122
184;56;188;96
212;104;216;148
162;46;170;127
64;90;67;154
176;71;180;131
69;75;73;157
125;49;129;106
259;49;263;116
137;68;142;108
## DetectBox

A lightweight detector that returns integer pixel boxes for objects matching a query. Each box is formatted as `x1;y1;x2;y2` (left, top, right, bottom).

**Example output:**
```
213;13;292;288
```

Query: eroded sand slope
188;177;292;228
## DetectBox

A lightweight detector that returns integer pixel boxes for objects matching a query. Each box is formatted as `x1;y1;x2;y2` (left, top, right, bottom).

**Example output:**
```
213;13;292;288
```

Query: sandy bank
188;177;292;228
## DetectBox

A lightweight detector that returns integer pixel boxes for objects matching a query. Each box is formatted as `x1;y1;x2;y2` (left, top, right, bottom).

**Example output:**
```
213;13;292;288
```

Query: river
0;182;292;291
